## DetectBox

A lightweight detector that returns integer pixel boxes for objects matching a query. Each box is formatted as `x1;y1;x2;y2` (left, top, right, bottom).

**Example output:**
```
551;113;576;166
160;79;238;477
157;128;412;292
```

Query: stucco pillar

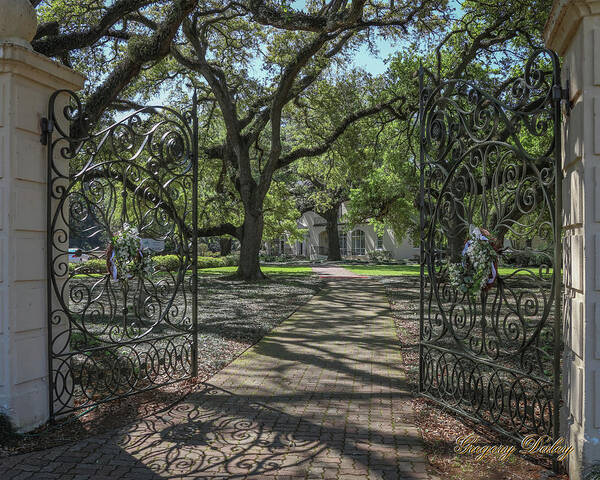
545;1;600;478
0;0;85;431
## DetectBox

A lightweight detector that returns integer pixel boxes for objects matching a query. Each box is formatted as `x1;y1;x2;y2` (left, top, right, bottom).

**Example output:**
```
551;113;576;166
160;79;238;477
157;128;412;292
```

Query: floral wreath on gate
447;224;502;297
106;223;155;282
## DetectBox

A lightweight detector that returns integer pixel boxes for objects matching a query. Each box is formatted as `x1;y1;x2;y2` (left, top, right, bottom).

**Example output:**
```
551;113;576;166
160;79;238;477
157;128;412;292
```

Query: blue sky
289;0;399;75
152;0;461;105
283;0;465;75
352;38;398;75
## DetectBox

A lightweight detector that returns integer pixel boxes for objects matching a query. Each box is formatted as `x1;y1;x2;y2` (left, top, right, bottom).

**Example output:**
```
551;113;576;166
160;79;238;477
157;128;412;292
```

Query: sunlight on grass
73;264;554;278
497;267;554;277
344;264;554;277
199;265;313;275
343;265;421;276
72;265;314;278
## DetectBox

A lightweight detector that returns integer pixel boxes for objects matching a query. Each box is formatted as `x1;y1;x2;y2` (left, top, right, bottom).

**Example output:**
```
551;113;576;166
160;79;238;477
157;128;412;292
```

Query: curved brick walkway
0;279;436;480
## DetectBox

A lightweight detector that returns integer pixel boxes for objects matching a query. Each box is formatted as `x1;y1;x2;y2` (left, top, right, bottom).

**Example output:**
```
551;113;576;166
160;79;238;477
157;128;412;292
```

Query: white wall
297;204;419;261
0;41;85;431
545;1;600;476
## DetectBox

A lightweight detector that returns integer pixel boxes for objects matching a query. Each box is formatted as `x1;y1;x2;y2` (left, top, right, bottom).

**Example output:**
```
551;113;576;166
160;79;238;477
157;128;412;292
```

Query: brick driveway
0;279;437;479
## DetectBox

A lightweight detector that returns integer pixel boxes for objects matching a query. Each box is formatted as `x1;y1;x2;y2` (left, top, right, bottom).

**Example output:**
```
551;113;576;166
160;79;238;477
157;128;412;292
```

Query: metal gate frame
418;49;564;442
44;91;199;420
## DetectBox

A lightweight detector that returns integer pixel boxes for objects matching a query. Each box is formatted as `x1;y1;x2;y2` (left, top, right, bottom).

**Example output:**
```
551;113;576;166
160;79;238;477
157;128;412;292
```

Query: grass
343;264;554;277
71;263;554;278
199;265;313;275
343;264;421;276
73;264;314;278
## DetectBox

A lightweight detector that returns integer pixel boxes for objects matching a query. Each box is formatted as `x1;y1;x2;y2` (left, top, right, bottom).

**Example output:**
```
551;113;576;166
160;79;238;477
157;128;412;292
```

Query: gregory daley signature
454;434;574;462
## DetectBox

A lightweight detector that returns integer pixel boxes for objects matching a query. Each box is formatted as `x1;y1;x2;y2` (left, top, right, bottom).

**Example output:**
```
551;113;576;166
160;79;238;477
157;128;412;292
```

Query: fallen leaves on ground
382;276;567;480
1;276;323;457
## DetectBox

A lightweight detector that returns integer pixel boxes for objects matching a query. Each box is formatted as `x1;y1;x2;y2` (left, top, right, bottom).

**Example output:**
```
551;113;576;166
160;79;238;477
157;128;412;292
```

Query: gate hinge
553;80;572;117
40;117;53;145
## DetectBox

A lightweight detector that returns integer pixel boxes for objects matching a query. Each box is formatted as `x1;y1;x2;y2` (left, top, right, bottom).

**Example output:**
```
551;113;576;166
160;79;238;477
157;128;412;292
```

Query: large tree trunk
447;182;467;262
219;237;232;256
237;207;265;280
448;217;467;263
324;206;342;261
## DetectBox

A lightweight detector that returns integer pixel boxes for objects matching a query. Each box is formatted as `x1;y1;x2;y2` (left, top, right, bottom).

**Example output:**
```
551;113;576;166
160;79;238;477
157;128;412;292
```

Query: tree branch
197;223;241;239
242;0;367;32
80;0;197;129
278;97;405;167
32;0;155;57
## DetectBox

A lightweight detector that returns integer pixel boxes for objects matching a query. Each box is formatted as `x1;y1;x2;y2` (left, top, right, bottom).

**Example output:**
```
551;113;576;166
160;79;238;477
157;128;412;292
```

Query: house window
377;235;384;250
273;238;285;254
352;229;366;255
338;232;348;256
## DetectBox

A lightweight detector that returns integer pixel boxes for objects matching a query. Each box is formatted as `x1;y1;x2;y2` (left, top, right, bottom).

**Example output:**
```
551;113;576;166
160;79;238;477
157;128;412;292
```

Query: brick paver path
0;279;436;479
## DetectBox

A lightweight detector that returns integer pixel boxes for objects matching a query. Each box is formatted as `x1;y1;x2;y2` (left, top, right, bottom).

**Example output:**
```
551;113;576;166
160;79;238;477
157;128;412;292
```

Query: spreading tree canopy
32;0;554;278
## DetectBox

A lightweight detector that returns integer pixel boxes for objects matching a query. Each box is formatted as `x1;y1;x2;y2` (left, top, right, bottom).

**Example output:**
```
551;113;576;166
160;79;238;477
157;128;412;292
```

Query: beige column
0;0;84;431
545;1;600;478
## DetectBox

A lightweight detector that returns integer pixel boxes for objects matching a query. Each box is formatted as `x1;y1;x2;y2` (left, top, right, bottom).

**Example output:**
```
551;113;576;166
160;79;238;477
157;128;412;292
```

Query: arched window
352;229;366;255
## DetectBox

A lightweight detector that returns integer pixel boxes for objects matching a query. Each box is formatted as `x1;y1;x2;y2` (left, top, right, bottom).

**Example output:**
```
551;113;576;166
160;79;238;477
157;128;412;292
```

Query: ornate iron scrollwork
418;49;563;441
46;90;199;419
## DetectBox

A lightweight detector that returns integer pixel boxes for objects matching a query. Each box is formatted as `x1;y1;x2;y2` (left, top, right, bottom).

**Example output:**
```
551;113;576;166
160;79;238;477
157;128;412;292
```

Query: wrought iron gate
45;91;198;419
418;49;563;440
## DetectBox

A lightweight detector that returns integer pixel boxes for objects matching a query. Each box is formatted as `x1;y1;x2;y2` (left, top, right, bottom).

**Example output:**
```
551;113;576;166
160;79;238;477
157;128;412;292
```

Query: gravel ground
382;276;566;480
0;275;323;458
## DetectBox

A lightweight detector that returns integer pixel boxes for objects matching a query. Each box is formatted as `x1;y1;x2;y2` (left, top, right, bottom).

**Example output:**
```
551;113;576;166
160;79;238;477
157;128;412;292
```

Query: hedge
71;258;106;274
503;248;551;268
69;254;239;275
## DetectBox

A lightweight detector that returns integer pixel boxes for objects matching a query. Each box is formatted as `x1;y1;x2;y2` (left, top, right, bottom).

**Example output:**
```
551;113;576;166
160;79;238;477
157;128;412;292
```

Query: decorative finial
0;0;38;50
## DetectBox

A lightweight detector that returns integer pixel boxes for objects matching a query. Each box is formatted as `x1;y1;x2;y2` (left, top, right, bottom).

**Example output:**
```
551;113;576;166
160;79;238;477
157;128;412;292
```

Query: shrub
198;243;209;256
367;250;393;263
154;255;181;272
502;248;551;267
157;255;229;270
197;256;225;268
69;252;239;275
69;258;106;275
260;253;298;263
224;253;239;266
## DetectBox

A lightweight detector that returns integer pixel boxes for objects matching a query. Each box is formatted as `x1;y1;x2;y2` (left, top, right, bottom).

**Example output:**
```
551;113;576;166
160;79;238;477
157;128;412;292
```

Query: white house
266;203;419;261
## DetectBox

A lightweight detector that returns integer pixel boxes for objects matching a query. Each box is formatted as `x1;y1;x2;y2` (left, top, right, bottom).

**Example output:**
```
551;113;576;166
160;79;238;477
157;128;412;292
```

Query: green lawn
73;264;314;278
199;265;313;275
343;264;421;276
497;266;553;276
72;263;554;278
343;264;554;277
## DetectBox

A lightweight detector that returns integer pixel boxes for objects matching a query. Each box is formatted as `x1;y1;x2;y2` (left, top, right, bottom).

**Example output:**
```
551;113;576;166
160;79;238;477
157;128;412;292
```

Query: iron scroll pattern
46;91;199;419
418;50;563;441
